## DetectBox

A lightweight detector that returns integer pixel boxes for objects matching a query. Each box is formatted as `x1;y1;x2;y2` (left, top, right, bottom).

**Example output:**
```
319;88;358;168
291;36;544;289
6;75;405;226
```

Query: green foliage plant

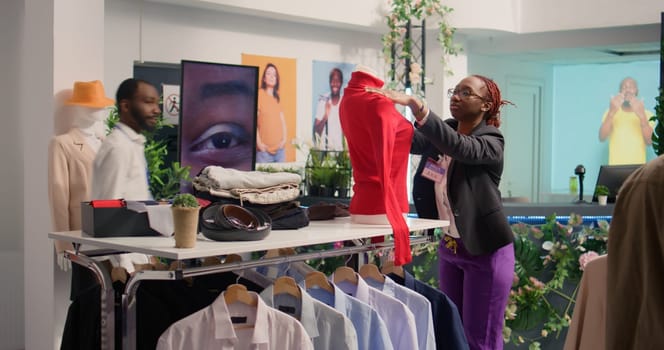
594;184;610;196
650;38;664;156
504;213;609;348
171;193;199;208
651;87;664;156
382;0;462;93
305;146;352;197
106;104;191;200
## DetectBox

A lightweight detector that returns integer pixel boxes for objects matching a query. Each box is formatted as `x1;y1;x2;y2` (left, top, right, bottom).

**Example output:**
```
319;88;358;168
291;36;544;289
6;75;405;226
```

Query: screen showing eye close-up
179;60;258;178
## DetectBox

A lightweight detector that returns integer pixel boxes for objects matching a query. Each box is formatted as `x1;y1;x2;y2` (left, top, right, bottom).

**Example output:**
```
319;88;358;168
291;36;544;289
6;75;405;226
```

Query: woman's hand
365;87;426;120
365;87;412;106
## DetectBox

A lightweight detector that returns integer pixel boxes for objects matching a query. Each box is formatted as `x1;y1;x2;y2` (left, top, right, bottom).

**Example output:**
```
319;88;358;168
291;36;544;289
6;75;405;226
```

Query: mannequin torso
71;107;106;152
48;106;106;253
339;66;414;264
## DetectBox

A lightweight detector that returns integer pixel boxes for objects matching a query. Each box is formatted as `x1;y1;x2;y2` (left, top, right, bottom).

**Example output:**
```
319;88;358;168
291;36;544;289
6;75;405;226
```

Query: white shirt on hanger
157;290;313;350
260;284;358;350
306;281;395;350
333;272;418;350
364;275;436;350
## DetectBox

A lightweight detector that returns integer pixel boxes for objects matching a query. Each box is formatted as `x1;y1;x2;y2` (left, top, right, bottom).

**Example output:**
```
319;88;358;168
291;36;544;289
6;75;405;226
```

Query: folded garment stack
194;166;302;205
194;166;309;230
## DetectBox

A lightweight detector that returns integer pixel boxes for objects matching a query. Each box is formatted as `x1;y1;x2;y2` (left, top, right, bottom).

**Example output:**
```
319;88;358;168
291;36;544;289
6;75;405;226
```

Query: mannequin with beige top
48;80;113;271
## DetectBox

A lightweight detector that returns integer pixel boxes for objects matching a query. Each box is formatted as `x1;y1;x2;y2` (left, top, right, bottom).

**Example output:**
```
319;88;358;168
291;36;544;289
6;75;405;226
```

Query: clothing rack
51;216;447;350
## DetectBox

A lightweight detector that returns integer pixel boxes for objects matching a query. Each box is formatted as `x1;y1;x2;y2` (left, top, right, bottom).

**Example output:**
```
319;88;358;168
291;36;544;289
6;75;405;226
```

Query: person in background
92;78;159;200
313;67;345;151
90;78;160;275
606;155;664;349
256;63;287;163
367;75;515;350
598;77;654;165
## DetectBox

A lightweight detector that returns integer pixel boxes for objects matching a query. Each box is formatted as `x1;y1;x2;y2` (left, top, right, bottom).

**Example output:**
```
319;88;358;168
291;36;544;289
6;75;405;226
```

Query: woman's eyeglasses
447;88;486;101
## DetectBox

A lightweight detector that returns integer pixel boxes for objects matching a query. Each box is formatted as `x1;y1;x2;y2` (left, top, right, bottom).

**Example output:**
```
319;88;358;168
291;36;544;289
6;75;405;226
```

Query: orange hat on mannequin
65;80;115;108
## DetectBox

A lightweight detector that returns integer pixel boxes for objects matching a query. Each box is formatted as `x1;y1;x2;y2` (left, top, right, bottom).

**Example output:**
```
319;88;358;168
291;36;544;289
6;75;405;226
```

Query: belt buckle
443;235;457;254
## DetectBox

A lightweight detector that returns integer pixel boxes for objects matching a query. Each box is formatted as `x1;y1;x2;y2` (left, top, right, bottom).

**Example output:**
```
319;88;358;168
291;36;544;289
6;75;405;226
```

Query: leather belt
200;203;272;241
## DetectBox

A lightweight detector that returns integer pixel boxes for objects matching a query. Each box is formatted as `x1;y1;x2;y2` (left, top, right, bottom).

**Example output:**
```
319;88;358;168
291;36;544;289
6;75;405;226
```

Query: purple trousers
438;236;514;350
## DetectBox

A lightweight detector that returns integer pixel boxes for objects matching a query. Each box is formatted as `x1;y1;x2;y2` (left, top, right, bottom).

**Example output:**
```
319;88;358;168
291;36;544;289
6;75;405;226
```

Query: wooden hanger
304;271;334;293
273;276;302;298
224;254;243;264
264;247;296;258
224;284;257;307
380;260;404;278
333;266;358;285
201;256;223;266
359;263;385;283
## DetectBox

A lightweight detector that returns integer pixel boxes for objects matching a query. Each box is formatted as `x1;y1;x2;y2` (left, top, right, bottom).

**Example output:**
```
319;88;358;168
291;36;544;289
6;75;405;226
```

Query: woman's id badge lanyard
421;156;445;183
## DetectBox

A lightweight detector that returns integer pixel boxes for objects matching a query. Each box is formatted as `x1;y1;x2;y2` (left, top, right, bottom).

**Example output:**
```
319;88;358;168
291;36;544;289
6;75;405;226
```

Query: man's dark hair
116;78;152;109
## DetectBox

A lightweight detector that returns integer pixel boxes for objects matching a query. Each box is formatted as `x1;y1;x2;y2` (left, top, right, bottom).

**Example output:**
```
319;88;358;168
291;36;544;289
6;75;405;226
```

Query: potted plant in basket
305;148;351;198
171;193;200;248
595;185;610;206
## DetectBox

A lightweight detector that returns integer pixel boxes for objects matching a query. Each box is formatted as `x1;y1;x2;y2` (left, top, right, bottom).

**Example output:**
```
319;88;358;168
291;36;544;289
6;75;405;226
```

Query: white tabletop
49;216;448;260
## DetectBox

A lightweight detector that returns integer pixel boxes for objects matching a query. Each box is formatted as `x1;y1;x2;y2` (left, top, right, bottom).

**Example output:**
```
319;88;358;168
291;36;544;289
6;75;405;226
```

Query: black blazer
411;114;513;255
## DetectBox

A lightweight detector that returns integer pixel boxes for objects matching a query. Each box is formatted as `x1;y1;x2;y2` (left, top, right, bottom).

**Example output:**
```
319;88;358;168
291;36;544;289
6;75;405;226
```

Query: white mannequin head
60;80;114;136
69;106;106;128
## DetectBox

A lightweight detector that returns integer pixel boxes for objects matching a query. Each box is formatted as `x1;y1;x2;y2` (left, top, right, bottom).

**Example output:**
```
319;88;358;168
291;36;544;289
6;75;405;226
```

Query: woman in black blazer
367;75;514;350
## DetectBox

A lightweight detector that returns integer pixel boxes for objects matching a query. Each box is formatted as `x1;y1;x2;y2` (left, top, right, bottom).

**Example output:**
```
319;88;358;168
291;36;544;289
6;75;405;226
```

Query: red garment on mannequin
339;71;414;265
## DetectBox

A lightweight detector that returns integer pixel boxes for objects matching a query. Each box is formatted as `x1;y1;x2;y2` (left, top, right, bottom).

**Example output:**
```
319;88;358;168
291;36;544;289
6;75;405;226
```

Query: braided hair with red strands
472;74;514;128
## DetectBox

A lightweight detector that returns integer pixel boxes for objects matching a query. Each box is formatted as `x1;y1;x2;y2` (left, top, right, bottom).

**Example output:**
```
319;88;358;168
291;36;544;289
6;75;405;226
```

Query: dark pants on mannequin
438;237;515;350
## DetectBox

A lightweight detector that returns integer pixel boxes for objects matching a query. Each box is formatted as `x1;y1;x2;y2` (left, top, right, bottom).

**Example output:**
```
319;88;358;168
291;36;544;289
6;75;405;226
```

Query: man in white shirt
90;78;161;273
92;78;160;200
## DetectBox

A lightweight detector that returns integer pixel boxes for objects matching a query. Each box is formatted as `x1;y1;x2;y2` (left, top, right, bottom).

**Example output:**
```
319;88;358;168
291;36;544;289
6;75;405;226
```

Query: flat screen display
591;164;641;203
179;60;258;178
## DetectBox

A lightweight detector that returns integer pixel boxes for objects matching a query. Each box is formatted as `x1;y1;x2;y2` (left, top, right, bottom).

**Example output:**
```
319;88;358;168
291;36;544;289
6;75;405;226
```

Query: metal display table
50;216;448;350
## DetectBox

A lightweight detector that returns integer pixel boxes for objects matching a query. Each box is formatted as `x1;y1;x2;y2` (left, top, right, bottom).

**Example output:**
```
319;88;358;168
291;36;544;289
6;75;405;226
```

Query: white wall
0;1;25;349
153;0;662;34
22;0;55;348
468;54;555;199
520;0;663;33
151;0;389;32
447;0;520;33
105;0;390;162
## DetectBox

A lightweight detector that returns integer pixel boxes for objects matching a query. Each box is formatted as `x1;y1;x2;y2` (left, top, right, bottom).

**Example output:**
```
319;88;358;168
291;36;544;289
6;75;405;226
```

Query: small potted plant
171;193;200;248
595;185;610;206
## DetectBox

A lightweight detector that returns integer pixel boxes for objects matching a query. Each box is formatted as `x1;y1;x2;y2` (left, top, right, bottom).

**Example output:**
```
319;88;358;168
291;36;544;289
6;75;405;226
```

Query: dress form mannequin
48;80;113;270
339;65;414;265
345;65;394;225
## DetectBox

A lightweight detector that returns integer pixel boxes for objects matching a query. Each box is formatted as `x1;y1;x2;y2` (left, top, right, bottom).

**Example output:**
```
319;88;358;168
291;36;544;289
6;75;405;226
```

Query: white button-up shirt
260;284;358;350
364;276;436;350
306;281;395;350
333;272;418;350
157;290;313;350
92;122;152;200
